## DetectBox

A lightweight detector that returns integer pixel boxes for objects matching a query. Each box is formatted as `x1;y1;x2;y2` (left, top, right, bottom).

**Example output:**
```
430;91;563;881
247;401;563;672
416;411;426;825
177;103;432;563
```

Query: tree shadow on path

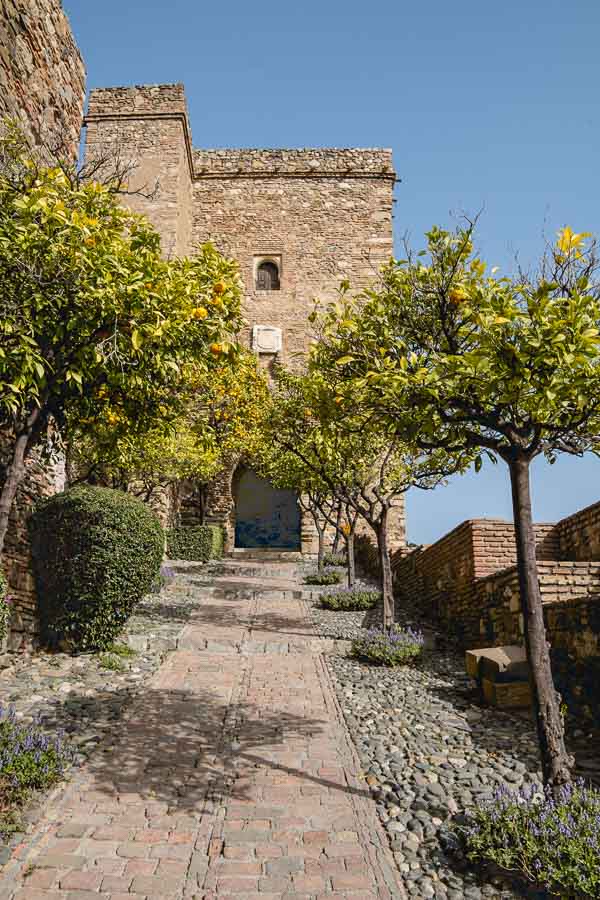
61;682;372;816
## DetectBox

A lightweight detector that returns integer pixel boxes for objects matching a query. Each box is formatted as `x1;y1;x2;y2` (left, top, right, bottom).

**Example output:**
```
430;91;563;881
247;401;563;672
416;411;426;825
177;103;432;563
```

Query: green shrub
304;570;342;586
30;486;164;651
320;589;381;611
351;625;424;666
457;780;600;898
0;705;72;838
0;570;9;646
323;551;347;567
166;525;223;561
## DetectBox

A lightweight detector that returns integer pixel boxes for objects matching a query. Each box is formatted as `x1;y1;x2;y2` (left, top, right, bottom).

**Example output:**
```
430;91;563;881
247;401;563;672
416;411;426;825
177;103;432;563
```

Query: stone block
465;645;527;682
481;678;532;709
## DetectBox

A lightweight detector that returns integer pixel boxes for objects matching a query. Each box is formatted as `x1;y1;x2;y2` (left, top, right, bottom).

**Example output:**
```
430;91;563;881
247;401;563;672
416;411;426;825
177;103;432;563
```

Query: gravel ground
318;594;600;899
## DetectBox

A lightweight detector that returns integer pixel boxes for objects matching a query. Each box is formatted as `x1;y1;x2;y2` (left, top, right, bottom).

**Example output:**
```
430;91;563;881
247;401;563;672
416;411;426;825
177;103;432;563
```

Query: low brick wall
556;499;600;562
356;516;600;726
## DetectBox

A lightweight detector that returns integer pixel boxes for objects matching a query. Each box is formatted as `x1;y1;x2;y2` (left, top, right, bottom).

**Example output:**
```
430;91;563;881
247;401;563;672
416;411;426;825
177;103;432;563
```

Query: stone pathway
0;557;404;900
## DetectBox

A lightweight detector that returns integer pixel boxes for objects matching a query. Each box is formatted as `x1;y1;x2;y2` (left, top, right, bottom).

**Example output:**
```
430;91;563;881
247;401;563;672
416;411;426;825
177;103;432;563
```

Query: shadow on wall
234;468;301;550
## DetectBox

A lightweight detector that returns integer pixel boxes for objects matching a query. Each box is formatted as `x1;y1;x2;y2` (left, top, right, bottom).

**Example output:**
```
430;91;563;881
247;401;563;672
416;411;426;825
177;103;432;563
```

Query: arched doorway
234;468;301;549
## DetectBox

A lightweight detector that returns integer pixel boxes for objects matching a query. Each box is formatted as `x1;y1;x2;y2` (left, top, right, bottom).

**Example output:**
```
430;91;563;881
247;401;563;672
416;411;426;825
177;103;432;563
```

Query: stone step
207;563;302;579
226;549;306;561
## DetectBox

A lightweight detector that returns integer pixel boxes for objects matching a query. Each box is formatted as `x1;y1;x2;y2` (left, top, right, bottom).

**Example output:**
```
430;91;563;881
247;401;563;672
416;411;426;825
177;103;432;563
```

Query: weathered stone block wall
0;0;85;159
85;84;193;258
388;518;557;641
191;148;395;367
0;0;84;649
475;562;600;725
556;499;600;562
1;444;65;650
360;513;600;726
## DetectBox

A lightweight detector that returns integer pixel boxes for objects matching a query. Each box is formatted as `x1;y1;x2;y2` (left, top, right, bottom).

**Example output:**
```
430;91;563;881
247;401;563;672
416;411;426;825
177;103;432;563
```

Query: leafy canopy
310;224;600;464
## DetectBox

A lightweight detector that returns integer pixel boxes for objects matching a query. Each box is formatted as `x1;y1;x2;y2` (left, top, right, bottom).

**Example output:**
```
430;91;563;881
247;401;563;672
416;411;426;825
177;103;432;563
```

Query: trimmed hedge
30;486;164;651
166;525;223;562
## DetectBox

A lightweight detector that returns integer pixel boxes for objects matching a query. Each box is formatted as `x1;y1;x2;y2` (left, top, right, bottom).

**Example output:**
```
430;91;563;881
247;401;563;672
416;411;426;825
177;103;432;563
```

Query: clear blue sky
64;0;600;545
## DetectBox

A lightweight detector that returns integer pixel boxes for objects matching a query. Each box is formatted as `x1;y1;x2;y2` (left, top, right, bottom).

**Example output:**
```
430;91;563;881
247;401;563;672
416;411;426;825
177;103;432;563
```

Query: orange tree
71;349;269;512
259;368;468;618
0;127;242;556
310;223;600;789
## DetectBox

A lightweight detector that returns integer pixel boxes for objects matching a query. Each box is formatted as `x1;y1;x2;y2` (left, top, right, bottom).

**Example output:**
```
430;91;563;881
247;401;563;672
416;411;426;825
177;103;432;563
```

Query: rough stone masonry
84;82;405;552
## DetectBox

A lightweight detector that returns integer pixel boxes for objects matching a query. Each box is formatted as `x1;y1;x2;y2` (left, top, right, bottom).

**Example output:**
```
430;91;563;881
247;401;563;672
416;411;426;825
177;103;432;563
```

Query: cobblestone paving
0;559;404;900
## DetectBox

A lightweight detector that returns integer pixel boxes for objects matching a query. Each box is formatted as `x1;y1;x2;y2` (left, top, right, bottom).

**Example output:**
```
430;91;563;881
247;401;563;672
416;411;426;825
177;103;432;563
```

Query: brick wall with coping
360;508;600;726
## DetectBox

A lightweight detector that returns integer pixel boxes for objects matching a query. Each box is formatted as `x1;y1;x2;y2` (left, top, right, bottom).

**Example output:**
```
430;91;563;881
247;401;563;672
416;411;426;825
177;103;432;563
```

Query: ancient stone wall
85;84;193;257
556;499;600;562
0;0;84;649
0;0;85;159
1;442;65;650
83;83;404;551
191;148;395;366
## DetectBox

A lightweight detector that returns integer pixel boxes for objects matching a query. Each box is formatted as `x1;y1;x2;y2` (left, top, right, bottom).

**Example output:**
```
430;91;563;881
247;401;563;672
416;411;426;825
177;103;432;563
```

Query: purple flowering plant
320;588;381;611
351;624;425;666
0;704;73;837
304;569;342;586
458;779;600;897
0;569;9;645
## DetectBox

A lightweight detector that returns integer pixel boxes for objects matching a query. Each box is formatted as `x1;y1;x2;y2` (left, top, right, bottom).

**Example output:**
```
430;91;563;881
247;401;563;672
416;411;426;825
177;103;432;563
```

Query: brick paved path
1;558;404;899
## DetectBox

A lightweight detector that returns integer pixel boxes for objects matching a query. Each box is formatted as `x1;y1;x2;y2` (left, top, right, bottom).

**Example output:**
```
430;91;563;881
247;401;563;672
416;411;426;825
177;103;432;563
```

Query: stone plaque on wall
252;325;282;354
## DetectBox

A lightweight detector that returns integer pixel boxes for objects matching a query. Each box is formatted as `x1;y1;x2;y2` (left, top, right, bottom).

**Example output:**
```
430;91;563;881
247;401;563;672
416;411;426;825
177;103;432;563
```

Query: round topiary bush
30;486;164;651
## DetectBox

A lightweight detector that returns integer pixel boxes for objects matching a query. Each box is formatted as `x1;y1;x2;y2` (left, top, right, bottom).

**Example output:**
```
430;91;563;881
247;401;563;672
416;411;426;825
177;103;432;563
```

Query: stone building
84;83;405;554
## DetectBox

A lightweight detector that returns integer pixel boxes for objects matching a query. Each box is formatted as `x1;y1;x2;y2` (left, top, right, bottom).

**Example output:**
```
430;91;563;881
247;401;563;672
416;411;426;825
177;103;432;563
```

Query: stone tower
84;83;405;553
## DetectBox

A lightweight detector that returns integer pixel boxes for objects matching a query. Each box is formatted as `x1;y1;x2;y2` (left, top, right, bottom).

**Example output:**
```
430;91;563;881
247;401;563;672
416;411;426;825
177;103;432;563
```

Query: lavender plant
458;780;600;897
0;705;73;837
0;571;9;645
323;552;347;568
304;570;342;586
351;625;424;666
150;564;176;595
320;588;380;611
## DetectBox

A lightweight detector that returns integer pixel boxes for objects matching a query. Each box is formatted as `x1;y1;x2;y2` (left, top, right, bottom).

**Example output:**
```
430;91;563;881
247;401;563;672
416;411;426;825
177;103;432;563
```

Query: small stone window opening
256;260;280;291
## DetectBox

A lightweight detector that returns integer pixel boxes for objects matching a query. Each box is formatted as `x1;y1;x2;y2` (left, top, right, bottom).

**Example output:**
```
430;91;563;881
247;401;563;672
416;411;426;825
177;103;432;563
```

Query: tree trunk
346;529;356;588
331;502;343;554
509;455;573;789
317;525;325;571
308;507;326;571
0;430;34;558
375;508;394;629
198;484;207;526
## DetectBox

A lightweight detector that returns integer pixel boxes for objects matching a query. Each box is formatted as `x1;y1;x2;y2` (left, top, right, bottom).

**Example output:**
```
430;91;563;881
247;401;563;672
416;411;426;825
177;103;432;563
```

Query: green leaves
0;131;244;477
309;221;600;465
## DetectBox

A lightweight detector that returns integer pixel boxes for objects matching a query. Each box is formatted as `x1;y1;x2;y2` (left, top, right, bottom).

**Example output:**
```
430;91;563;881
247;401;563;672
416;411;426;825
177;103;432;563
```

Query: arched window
256;260;280;291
